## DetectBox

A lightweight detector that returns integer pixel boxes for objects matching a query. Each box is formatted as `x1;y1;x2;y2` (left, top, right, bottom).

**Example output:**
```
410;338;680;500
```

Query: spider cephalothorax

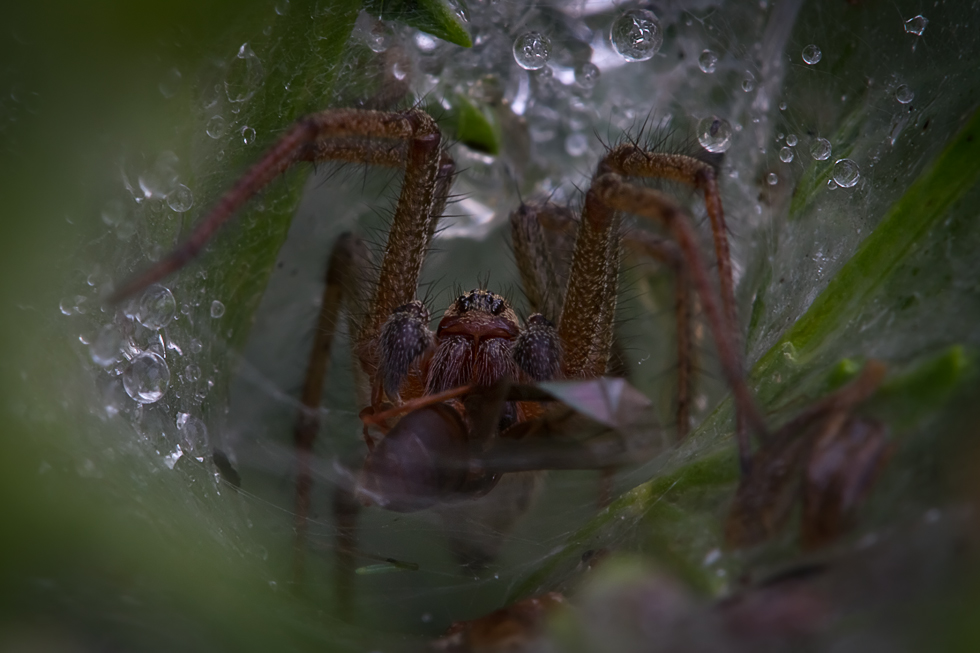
359;290;563;512
375;289;560;402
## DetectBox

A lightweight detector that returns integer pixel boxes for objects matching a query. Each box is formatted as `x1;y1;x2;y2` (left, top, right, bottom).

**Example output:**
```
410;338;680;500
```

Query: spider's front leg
591;172;767;471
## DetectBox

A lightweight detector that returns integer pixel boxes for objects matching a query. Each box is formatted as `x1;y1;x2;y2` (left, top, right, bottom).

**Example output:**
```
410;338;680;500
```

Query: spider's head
436;289;521;342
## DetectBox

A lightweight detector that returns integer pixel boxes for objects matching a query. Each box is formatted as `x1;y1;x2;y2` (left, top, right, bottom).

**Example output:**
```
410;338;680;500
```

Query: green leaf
364;0;472;47
448;94;501;155
754;107;980;381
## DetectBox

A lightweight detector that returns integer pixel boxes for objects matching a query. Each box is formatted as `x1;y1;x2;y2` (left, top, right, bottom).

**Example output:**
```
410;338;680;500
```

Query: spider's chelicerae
113;105;770;585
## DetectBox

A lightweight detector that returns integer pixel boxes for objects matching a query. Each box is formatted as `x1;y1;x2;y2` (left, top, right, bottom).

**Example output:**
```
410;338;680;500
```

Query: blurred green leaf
364;0;472;47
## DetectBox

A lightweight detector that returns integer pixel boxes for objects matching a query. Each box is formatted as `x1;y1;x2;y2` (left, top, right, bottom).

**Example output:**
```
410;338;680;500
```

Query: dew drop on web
610;9;663;62
697;116;733;153
123;352;171;404
512;32;551;71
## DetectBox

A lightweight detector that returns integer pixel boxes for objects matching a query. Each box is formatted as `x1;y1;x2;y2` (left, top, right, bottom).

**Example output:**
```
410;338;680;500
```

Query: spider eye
491;298;505;315
456;295;468;312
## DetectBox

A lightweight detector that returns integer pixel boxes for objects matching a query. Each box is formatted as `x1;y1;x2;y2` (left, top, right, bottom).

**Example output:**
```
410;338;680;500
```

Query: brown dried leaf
432;592;566;652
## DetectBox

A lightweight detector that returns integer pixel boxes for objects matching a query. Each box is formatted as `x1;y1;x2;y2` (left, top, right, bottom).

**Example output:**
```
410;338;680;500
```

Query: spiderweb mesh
10;0;980;650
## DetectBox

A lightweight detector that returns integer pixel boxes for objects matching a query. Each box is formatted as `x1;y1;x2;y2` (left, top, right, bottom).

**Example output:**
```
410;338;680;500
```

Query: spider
111;105;770;597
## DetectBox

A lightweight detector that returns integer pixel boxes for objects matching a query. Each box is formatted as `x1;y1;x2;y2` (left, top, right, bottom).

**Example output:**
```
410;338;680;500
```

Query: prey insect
111;106;769;600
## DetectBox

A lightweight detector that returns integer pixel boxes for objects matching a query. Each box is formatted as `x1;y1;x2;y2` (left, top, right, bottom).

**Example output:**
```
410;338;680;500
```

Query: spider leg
602;146;746;444
292;232;371;583
592;172;766;472
110;109;447;303
509;202;568;323
557;188;622;379
602;146;737;339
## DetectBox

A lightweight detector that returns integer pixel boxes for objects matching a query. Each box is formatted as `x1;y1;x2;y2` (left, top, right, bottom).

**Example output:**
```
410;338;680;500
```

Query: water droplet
159;67;182;99
90;325;122;366
565;133;589;157
225;43;264;103
698;50;718;73
741;74;755;92
355;13;391;53
138;151;180;199
575;62;600;89
206;115;226;139
137;285;176;330
827;178;838;190
895;84;914;104
610;9;663;62
697;116;733;153
513;32;551;70
767;172;778;185
832;158;860;188
810;137;832;160
785;134;798;147
415;32;438;53
166;184;194;213
274;0;289;15
241;126;256;145
367;29;390;53
59;298;74;315
779;146;794;163
392;61;407;81
904;14;927;36
184;363;201;382
190;339;203;354
176;413;209;456
778;101;787;111
210;300;226;318
802;44;822;65
123;352;171;404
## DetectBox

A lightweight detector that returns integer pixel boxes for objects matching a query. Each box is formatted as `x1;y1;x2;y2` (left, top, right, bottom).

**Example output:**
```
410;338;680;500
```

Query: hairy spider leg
292;232;373;588
557;186;622;380
602;146;737;347
510;201;613;506
110;109;445;303
600;146;751;447
591;173;767;473
509;202;567;324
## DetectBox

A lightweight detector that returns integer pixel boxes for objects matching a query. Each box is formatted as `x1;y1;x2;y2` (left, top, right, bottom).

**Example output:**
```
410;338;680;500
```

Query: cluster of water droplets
58;262;232;466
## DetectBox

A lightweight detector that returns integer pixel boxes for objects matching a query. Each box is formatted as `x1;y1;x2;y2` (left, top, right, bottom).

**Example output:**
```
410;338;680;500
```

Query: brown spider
111;106;769;592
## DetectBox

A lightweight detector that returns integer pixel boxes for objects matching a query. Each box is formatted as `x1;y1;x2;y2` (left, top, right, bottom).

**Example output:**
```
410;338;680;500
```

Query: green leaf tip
364;0;472;48
452;94;501;155
873;346;974;427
